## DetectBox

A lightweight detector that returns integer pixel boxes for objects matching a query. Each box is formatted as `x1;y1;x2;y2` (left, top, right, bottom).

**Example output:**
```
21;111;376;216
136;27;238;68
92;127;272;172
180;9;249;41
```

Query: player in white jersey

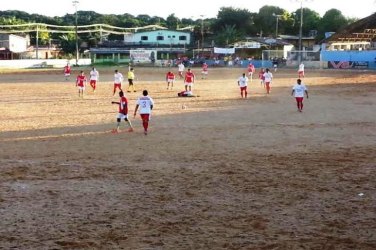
298;62;305;78
178;62;185;79
89;67;99;92
134;90;154;135
263;68;273;94
291;79;308;112
237;73;249;98
113;69;124;96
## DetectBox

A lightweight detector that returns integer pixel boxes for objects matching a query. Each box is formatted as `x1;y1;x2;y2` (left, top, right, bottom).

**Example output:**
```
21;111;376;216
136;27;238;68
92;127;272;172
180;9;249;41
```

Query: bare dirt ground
0;66;375;249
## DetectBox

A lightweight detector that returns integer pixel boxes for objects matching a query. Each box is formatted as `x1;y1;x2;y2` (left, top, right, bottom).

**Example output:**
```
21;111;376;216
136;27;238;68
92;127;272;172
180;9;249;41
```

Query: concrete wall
0;59;91;69
321;50;376;69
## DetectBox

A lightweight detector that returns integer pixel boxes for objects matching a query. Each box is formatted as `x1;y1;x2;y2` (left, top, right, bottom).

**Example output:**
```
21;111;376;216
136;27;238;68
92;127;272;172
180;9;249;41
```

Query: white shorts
185;82;193;86
78;86;85;91
202;71;208;75
167;79;174;83
65;73;71;76
116;113;128;119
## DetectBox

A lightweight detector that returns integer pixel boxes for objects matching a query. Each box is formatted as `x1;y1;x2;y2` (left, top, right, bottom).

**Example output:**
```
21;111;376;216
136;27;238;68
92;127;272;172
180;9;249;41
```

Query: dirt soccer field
0;66;375;249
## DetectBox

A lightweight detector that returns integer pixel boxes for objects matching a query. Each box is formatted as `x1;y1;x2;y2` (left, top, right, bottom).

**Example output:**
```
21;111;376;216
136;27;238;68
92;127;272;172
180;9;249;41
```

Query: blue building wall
321;50;376;69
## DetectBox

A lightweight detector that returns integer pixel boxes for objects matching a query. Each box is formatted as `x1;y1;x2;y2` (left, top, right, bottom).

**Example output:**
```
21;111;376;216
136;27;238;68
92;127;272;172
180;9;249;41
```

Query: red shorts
295;97;304;102
90;80;97;84
240;86;247;91
114;83;121;89
140;114;150;121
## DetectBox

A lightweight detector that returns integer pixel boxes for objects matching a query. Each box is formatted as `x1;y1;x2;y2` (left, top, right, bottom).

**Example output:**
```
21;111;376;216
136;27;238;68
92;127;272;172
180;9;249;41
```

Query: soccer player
76;71;87;98
247;63;255;81
201;62;208;79
184;68;195;92
263;68;273;94
127;67;136;92
64;63;71;81
134;90;154;135
166;71;175;90
272;58;278;72
89;67;99;92
237;73;249;98
111;90;134;133
178;62;185;79
291;79;308;112
258;68;265;87
298;62;305;78
113;69;123;96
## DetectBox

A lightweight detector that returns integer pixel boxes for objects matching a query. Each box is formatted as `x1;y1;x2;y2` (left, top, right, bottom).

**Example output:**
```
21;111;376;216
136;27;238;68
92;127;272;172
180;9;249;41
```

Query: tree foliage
318;9;348;37
213;7;256;37
0;6;357;53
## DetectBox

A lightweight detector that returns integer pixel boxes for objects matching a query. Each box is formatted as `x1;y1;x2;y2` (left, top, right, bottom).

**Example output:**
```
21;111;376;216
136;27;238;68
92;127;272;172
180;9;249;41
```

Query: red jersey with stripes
184;72;195;83
119;96;128;114
166;72;175;80
76;75;87;87
64;65;71;74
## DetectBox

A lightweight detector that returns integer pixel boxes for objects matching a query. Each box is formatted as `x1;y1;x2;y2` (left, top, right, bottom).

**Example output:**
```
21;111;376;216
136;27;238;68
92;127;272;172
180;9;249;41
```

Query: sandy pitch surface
0;67;375;249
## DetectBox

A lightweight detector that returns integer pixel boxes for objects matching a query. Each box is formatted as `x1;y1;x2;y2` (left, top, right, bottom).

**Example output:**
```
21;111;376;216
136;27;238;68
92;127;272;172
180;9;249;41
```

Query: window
141;36;148;41
179;36;187;41
157;36;164;41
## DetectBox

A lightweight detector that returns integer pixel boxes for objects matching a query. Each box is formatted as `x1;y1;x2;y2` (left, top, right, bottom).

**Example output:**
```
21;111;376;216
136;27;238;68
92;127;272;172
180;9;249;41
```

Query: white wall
125;30;190;45
0;59;91;69
9;35;28;53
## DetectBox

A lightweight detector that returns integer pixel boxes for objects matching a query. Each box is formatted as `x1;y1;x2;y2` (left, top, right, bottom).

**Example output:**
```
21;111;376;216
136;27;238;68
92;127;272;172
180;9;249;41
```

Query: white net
262;50;322;68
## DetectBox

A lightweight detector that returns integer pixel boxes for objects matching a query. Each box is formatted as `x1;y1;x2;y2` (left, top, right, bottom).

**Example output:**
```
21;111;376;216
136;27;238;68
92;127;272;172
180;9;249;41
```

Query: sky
2;0;375;20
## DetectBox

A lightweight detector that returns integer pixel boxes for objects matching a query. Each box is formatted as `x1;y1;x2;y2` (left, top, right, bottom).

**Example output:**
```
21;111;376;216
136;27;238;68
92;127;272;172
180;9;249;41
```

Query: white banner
214;47;235;54
234;42;261;49
130;50;156;62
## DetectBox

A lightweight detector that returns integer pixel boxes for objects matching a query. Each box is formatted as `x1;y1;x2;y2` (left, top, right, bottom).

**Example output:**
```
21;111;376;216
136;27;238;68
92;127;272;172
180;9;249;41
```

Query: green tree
253;5;286;36
318;9;348;37
36;24;51;45
215;24;241;46
166;14;180;30
213;7;255;37
290;8;321;36
59;33;76;55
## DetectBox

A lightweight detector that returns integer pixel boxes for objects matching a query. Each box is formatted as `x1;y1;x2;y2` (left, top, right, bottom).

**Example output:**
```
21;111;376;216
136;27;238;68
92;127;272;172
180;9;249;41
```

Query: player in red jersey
64;63;71;81
247;63;255;82
134;90;154;135
75;71;87;98
201;62;208;79
184;68;195;92
166;71;175;90
111;91;134;133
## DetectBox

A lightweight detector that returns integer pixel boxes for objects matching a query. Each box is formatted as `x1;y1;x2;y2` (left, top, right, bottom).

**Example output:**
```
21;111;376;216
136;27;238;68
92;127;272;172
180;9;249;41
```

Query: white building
124;30;191;46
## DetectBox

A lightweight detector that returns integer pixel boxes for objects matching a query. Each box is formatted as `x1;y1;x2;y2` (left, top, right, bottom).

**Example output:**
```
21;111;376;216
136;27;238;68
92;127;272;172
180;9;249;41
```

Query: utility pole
273;13;282;38
296;0;312;63
36;24;39;59
73;0;79;66
200;15;204;58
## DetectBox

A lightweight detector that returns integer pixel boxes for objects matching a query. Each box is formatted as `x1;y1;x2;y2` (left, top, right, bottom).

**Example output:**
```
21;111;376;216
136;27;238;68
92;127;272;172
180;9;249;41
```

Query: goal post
262;50;322;69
